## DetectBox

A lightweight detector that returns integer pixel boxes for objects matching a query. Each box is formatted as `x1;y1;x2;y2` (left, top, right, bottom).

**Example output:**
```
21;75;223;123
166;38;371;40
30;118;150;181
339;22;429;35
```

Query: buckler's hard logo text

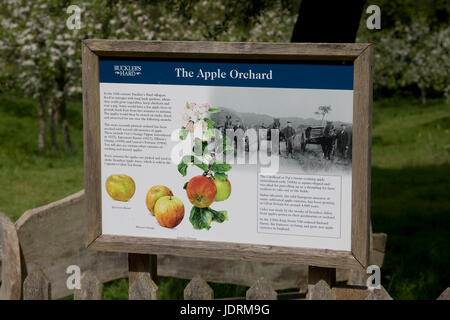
114;65;142;76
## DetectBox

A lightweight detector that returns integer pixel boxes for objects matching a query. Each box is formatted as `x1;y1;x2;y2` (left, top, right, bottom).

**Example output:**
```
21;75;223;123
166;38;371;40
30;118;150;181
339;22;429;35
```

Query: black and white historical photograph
209;87;353;174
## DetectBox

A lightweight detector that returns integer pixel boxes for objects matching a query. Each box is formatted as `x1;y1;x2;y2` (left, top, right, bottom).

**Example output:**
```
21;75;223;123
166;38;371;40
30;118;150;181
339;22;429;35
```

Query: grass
0;93;448;299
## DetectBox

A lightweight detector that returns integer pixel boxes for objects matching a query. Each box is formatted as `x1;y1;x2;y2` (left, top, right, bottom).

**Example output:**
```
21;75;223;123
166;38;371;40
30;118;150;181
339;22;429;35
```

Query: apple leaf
214;172;228;181
210;208;228;223
177;162;188;176
210;162;232;173
194;162;209;172
183;181;188;190
189;207;212;230
208;108;219;113
204;118;215;129
177;155;193;176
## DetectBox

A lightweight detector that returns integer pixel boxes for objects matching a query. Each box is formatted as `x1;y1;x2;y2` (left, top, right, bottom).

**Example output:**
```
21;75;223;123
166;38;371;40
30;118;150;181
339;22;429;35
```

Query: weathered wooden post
307;266;336;300
74;270;103;300
437;288;450;300
0;214;21;300
129;272;158;300
23;268;51;300
184;275;214;300
246;277;277;300
128;253;158;299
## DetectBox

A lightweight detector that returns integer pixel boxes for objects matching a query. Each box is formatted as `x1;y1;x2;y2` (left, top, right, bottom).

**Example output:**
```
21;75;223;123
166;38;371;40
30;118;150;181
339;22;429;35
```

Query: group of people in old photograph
211;106;352;173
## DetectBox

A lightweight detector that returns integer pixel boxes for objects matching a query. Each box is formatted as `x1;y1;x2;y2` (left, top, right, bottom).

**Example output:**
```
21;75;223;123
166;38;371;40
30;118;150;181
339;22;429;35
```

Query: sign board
82;40;372;269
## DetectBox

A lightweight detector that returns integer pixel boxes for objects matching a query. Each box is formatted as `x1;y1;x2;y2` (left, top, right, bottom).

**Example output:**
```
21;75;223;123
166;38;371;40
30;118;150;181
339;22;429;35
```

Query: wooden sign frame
82;40;372;269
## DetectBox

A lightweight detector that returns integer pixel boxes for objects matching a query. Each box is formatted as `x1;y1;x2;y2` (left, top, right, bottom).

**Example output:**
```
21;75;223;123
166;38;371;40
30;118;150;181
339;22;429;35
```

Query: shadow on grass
371;164;450;299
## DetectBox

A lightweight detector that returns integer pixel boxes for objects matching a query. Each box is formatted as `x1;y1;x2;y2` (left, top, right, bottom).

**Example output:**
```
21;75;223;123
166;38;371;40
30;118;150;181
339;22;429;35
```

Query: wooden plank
372;233;387;253
15;191;128;299
74;271;103;300
23;268;51;300
351;44;373;269
157;255;308;291
0;216;21;300
246;277;277;300
91;234;362;269
82;42;102;247
129;273;158;300
84;40;370;61
184;275;214;300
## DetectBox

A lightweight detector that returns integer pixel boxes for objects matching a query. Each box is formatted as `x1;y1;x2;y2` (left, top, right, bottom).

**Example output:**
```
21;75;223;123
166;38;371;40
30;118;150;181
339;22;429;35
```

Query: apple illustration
145;185;173;215
212;177;231;202
154;196;185;228
186;175;217;208
105;174;135;202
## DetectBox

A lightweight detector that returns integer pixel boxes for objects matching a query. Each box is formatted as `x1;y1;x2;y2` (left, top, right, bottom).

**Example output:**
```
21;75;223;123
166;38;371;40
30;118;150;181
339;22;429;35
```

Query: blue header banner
99;59;353;90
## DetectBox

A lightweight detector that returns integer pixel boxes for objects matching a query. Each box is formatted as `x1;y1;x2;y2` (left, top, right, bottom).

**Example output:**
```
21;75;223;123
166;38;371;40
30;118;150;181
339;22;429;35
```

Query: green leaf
178;155;193;176
204;118;215;129
208;108;219;113
185;102;190;109
214;172;228;181
189;207;212;230
183;181;188;190
210;208;228;223
178;162;188;176
210;162;232;173
194;162;209;172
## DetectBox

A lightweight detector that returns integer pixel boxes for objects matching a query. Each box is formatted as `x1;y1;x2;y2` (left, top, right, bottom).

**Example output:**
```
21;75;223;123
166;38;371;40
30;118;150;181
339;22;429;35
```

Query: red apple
145;185;173;215
186;175;217;208
154;196;185;228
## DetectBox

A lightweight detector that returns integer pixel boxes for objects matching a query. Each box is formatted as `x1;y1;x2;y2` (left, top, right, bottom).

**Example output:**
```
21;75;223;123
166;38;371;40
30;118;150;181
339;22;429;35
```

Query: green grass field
0;94;448;299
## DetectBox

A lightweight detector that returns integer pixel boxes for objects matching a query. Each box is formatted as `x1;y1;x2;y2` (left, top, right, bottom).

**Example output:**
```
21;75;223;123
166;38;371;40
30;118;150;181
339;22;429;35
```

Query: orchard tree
315;105;332;125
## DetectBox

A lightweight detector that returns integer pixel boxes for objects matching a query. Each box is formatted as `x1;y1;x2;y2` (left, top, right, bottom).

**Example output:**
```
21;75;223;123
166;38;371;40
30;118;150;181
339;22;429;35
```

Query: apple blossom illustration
178;102;233;230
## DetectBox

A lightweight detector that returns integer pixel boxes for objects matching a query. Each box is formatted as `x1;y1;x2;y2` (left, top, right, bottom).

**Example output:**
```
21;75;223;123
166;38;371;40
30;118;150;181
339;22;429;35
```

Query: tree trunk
49;98;58;151
37;97;46;153
291;0;366;43
59;95;72;151
420;87;427;104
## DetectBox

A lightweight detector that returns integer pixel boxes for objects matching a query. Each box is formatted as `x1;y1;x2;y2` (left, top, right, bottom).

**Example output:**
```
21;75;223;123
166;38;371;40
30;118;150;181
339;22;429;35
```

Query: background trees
0;0;448;152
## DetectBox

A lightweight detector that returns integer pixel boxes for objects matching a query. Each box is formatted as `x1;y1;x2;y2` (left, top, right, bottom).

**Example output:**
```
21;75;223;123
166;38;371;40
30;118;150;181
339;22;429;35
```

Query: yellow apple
145;185;173;215
105;174;135;202
154;196;185;228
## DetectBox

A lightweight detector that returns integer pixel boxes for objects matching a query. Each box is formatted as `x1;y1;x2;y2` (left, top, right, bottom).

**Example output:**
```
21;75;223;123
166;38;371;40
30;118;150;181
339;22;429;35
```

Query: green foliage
189;206;228;230
189;206;213;230
358;7;450;102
